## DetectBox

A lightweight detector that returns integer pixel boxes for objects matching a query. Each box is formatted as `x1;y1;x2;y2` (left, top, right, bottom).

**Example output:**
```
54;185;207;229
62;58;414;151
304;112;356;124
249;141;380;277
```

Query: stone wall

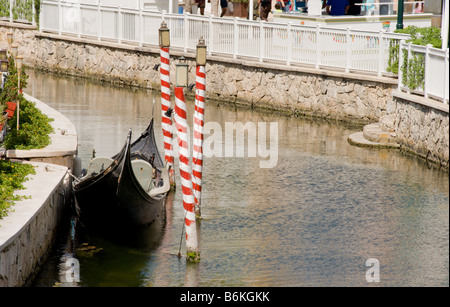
0;163;71;287
205;61;395;123
391;91;449;168
24;32;396;124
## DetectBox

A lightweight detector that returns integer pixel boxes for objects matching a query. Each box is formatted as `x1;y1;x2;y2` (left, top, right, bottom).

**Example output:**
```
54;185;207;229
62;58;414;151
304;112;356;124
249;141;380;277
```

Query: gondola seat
131;160;154;192
87;157;114;176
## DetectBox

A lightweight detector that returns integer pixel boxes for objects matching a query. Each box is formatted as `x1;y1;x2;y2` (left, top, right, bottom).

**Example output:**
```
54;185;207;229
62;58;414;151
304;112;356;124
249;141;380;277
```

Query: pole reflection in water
27;70;449;287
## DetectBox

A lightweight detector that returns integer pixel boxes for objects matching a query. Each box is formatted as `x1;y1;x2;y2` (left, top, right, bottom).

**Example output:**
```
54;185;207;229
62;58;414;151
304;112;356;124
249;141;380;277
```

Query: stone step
363;122;398;144
348;131;400;149
348;114;400;149
380;114;396;133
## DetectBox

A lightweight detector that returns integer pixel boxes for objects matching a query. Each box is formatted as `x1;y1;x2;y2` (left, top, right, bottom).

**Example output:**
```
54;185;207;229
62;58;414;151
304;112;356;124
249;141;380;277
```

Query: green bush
3;98;54;150
387;26;442;90
396;25;442;49
0;160;35;219
1;56;54;150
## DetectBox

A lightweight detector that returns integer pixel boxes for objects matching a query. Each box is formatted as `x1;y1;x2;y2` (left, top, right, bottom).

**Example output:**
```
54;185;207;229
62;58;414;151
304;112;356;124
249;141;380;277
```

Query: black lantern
196;37;207;66
0;60;8;72
0;49;7;61
176;57;189;88
159;21;170;48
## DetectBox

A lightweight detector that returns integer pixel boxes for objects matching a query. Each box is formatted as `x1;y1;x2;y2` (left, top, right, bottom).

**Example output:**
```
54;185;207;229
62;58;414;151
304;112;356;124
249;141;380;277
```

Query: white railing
39;0;411;78
398;41;449;104
0;0;36;25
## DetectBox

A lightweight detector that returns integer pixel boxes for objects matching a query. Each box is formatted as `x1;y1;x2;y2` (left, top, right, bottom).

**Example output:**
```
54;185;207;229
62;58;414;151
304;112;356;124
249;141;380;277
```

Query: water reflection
27;69;448;287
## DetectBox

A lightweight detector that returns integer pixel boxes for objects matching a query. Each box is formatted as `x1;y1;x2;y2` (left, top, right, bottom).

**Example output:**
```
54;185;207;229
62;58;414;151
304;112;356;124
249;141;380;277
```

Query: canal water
26;70;448;287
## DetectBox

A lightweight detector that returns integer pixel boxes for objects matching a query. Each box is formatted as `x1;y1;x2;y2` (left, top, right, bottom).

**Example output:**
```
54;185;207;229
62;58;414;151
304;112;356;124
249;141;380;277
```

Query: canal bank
28;70;449;287
0;22;448;169
0;94;77;287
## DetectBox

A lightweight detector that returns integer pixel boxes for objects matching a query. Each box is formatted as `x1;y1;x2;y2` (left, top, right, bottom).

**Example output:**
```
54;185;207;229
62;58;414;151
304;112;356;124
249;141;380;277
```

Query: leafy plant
0;0;11;18
0;0;39;24
396;25;442;49
405;52;425;90
387;26;442;90
3;98;54;149
1;54;53;150
387;39;400;74
0;56;28;104
0;160;35;219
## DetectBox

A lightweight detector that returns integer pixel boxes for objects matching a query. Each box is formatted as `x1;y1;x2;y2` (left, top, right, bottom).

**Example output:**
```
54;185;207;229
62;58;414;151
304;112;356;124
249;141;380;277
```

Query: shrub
0;160;35;219
3;98;54;150
1;57;54;150
387;26;442;77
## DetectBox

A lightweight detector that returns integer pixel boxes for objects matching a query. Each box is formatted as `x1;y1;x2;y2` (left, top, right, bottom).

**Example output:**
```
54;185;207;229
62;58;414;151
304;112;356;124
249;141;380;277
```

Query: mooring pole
174;86;200;262
192;37;207;219
159;21;175;186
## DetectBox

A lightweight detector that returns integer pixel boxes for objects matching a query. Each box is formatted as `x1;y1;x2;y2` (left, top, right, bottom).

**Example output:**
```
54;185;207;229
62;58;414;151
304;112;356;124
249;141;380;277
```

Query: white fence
398;42;449;104
39;0;413;78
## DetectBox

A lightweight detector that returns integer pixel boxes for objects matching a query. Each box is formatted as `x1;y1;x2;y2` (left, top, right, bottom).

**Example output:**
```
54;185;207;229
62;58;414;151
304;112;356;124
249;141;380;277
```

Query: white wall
78;0;178;12
79;0;140;9
142;0;178;12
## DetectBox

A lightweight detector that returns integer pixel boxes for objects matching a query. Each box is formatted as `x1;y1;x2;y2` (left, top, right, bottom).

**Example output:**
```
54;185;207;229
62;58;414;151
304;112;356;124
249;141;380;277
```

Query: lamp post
159;20;175;185
174;57;200;262
396;0;404;30
192;37;207;218
16;56;24;131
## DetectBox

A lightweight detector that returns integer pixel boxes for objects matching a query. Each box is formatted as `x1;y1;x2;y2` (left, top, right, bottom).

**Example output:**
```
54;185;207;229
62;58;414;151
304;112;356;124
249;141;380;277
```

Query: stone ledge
392;89;449;114
0;20;37;30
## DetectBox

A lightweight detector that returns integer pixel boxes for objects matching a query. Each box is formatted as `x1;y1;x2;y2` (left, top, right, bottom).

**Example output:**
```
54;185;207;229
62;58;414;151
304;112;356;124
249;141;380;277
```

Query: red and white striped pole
159;22;175;185
192;37;207;218
192;64;205;217
174;86;199;261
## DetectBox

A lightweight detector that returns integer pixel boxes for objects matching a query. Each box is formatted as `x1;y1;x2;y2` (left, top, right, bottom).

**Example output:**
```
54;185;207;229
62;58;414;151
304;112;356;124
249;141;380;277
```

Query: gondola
73;119;170;232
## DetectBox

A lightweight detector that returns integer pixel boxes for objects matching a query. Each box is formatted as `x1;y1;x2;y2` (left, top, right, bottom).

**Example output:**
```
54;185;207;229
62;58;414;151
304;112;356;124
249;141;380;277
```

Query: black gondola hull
73;119;168;231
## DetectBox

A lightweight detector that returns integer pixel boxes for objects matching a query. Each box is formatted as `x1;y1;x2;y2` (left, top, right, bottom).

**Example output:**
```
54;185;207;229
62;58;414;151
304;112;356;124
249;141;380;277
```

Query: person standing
326;0;350;16
347;0;362;15
278;0;291;13
220;0;228;16
259;0;272;21
379;0;390;15
195;0;211;15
